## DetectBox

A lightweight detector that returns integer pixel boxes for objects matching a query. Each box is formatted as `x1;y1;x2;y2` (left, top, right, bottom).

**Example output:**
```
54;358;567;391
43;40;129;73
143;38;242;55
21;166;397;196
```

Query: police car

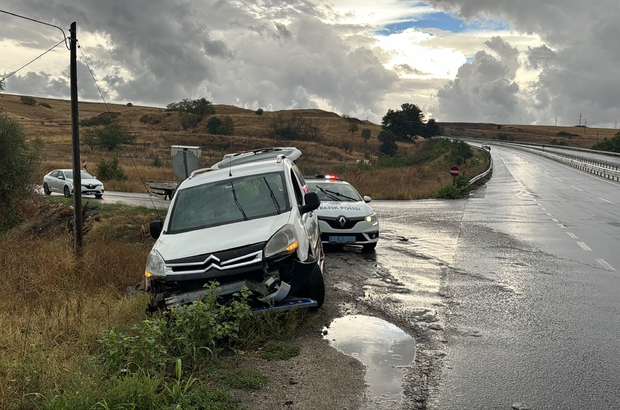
305;175;379;251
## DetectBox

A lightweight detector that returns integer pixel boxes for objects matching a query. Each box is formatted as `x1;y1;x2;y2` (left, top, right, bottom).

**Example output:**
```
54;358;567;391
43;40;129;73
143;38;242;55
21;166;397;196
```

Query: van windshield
168;172;290;233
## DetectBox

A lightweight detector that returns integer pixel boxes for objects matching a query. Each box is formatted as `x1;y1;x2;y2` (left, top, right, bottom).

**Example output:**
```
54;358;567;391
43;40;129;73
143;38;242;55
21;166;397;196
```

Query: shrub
255;108;264;116
20;96;37;106
167;98;215;129
39;102;52;109
271;113;320;141
98;284;253;372
207;116;234;135
152;156;163;167
0;116;40;230
82;124;136;151
96;158;128;181
80;112;120;127
361;128;371;143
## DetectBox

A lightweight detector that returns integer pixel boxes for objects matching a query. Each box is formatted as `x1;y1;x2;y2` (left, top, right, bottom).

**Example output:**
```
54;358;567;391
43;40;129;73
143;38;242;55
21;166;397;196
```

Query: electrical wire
78;45;164;214
0;39;66;83
0;9;69;49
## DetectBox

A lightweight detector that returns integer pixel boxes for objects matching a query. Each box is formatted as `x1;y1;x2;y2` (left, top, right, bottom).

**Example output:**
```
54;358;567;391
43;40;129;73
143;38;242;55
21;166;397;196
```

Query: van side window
290;170;303;206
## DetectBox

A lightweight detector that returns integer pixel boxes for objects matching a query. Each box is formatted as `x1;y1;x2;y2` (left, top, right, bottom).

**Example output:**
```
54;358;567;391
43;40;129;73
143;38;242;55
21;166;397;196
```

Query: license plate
329;235;356;243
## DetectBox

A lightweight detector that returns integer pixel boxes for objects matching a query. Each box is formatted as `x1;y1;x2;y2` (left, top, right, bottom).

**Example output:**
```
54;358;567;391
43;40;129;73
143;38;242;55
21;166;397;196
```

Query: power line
0;9;69;49
0;39;65;83
78;45;163;214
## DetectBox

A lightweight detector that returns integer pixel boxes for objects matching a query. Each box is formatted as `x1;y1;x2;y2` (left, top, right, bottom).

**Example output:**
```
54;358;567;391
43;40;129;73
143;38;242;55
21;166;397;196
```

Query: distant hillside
0;93;488;199
441;122;617;149
0;93;393;170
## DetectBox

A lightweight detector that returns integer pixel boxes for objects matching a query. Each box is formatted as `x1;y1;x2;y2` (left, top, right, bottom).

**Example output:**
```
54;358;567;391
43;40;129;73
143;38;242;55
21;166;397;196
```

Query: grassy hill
442;121;617;149
2;93;492;199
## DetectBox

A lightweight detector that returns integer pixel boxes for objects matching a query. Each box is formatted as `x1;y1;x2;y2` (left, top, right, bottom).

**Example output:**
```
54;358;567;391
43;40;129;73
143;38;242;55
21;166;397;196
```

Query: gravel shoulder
229;245;447;410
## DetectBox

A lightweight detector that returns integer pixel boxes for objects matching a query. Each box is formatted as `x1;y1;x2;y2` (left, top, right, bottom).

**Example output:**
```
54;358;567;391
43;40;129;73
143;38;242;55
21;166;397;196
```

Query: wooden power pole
70;22;83;254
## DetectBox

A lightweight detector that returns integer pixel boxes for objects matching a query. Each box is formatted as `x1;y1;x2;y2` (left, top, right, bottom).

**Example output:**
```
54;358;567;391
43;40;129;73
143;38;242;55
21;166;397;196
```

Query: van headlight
264;224;299;258
364;213;378;223
145;249;168;278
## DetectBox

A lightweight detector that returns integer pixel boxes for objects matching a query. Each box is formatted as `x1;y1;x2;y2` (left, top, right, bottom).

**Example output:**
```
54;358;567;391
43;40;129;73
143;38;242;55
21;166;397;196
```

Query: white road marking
577;242;592;251
541;208;547;211
552;218;560;223
547;213;553;216
598;197;615;205
555;178;563;182
557;224;566;228
571;186;583;191
596;259;616;271
567;232;578;239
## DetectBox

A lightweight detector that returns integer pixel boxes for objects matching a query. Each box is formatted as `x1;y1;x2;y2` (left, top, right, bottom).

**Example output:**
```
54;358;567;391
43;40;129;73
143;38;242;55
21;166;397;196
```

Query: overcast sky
1;0;619;127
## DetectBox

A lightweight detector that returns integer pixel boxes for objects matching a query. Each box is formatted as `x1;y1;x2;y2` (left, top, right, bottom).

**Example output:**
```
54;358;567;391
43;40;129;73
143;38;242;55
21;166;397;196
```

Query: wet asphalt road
361;145;620;409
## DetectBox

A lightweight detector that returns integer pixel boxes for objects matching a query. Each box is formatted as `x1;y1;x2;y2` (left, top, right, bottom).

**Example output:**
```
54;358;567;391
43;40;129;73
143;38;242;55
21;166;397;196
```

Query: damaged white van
144;147;325;312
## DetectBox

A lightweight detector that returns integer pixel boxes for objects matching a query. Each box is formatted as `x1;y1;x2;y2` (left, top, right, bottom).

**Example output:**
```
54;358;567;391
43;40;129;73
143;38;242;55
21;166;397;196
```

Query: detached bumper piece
251;297;318;313
160;277;318;313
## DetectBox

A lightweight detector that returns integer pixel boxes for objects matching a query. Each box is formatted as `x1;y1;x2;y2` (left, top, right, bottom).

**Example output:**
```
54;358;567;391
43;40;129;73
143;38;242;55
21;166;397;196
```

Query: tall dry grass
0;200;156;408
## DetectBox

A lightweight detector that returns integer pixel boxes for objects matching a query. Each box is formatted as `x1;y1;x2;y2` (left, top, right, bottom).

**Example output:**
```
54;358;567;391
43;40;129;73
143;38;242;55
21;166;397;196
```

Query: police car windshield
307;182;361;202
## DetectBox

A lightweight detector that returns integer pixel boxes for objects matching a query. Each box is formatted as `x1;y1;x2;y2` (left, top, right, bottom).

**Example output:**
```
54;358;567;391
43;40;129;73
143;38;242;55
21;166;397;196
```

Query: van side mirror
150;220;163;239
301;192;320;214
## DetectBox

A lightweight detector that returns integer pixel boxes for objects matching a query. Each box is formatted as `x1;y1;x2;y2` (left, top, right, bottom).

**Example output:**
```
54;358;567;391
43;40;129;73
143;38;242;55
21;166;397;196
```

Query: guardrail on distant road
499;143;620;182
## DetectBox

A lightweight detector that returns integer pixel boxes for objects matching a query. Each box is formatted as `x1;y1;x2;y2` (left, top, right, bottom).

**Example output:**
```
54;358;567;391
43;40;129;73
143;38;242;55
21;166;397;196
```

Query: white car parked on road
42;169;104;198
305;175;379;251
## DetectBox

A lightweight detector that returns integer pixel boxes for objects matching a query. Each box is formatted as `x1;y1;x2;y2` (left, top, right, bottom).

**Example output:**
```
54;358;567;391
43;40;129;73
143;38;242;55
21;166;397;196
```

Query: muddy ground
229;246;448;410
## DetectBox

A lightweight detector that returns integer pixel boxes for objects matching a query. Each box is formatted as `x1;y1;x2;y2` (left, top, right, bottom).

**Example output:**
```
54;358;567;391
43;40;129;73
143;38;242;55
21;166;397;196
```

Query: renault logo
338;216;347;227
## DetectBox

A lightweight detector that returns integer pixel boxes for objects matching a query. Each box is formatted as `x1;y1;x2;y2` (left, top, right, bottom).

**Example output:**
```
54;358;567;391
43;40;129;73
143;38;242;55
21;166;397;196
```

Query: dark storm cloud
0;0;397;119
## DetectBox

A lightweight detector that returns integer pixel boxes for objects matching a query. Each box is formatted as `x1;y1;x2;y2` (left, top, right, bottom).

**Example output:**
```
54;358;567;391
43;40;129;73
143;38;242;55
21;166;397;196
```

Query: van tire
301;264;325;309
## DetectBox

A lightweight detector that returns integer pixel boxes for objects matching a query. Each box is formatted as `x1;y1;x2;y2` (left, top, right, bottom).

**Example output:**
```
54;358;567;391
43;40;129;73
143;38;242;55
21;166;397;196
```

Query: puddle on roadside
324;315;415;406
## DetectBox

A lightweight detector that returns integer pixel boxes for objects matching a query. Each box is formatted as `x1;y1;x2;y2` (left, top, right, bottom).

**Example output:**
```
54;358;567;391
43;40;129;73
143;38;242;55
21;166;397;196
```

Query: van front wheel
300;264;325;309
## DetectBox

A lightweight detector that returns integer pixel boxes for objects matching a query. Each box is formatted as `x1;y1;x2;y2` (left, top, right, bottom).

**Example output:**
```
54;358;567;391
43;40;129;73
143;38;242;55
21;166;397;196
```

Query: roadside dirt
228;247;447;410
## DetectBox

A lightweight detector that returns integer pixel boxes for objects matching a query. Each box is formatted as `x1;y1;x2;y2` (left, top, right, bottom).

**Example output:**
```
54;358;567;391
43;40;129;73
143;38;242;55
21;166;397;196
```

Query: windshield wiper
229;181;248;220
315;185;341;201
262;177;282;214
324;188;357;201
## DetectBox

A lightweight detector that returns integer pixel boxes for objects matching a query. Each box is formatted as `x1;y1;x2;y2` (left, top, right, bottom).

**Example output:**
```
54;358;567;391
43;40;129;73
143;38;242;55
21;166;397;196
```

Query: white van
144;148;325;311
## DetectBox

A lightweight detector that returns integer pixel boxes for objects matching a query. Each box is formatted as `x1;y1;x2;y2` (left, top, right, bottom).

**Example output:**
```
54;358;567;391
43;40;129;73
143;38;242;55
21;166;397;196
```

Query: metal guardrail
469;156;493;186
497;143;620;182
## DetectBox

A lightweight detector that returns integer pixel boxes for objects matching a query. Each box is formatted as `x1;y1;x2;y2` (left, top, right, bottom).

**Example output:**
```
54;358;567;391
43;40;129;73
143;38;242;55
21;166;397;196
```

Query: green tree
96;158;128;181
81;124;136;151
361;128;371;143
422;118;442;138
20;96;37;106
207;116;235;135
0;116;40;230
166;98;215;129
377;130;398;156
348;122;359;135
450;140;474;167
381;103;424;141
592;131;620;153
255;108;264;116
271;113;320;141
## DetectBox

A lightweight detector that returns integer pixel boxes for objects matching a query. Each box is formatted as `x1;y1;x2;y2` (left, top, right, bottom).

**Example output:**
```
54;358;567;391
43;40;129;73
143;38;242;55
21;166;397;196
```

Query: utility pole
579;113;582;126
70;22;83;254
555;117;558;126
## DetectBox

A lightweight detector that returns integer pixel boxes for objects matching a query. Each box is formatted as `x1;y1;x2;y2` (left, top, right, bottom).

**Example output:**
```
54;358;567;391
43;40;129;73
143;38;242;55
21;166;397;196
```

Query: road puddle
324;315;415;407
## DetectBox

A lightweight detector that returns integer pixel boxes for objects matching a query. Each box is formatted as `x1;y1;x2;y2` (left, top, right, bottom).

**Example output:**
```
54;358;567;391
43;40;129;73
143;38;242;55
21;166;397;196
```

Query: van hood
315;201;373;218
154;212;291;261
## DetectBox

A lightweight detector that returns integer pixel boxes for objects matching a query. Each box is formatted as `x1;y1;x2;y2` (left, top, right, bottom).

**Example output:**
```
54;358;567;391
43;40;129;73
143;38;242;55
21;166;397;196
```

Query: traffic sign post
450;166;460;185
